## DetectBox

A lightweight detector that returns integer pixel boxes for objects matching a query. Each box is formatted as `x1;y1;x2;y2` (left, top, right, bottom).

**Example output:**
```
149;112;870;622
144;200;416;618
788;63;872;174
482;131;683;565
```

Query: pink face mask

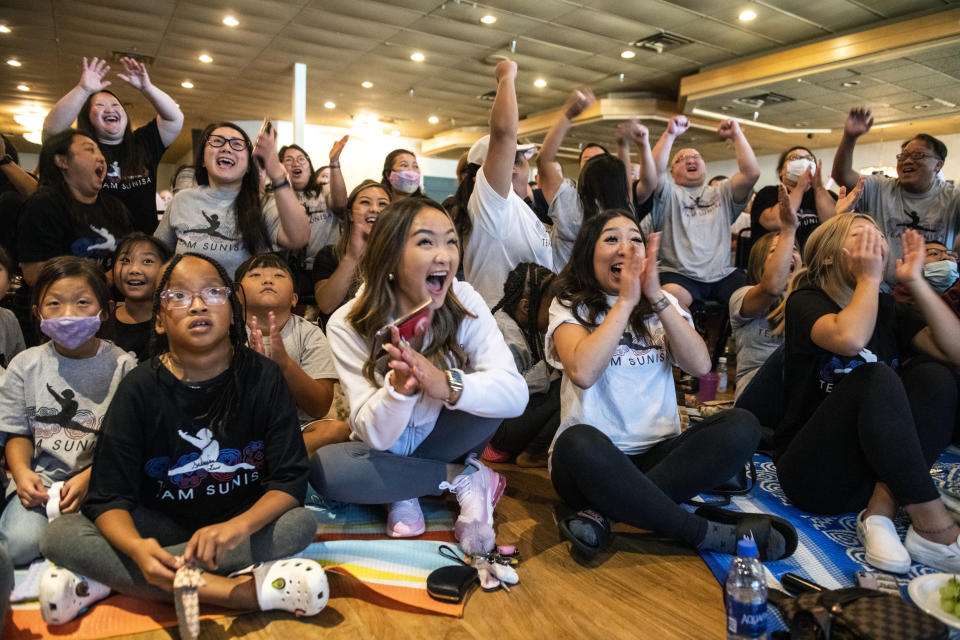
40;316;101;350
389;170;421;194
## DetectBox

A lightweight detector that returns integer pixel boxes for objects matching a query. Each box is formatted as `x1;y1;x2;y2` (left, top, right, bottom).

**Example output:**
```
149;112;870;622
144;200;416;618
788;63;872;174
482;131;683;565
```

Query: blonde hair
767;213;878;334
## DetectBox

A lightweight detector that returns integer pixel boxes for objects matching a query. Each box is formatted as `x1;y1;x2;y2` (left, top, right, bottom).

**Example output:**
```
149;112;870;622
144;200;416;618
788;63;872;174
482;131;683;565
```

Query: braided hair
149;253;249;439
491;262;555;364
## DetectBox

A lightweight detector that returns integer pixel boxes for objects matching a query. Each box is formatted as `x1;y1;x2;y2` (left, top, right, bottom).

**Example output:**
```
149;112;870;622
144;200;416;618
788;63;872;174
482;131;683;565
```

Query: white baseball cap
467;134;537;165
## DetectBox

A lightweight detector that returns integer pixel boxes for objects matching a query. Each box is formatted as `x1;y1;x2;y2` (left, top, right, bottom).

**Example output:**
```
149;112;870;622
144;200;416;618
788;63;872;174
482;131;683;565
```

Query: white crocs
39;565;110;625
249;559;329;617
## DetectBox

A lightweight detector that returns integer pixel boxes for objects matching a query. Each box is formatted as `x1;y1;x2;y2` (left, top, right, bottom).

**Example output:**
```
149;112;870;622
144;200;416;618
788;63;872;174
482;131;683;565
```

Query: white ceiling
0;0;956;161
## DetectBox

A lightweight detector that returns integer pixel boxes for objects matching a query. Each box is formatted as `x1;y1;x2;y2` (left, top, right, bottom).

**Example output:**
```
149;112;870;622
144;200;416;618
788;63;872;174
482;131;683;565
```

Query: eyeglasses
282;156;309;165
207;135;248;152
673;154;701;164
926;248;959;261
896;151;938;162
160;286;232;309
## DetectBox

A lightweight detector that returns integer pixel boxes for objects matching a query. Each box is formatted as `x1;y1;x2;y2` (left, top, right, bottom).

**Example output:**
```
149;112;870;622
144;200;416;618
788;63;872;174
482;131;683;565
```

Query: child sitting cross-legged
236;253;350;455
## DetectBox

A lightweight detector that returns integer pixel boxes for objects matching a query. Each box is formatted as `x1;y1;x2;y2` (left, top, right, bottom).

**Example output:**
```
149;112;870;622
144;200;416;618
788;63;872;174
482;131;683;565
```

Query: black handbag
768;587;949;640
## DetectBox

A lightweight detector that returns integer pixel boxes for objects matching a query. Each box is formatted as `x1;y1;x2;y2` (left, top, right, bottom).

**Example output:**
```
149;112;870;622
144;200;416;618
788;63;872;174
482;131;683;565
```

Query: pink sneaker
481;444;510;463
386;498;425;537
439;454;505;555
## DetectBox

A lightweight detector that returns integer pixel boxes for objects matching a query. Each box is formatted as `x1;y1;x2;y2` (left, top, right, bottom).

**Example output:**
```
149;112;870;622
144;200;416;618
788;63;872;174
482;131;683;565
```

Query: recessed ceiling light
719;105;733;111
6;58;21;67
16;84;28;91
841;80;860;87
934;98;957;108
739;9;757;21
222;16;239;27
428;115;439;124
914;103;930;110
361;81;373;88
534;78;547;88
392;130;401;136
323;101;336;109
620;50;636;59
480;15;497;24
198;54;213;63
0;25;10;34
794;121;808;127
410;52;425;62
181;80;194;89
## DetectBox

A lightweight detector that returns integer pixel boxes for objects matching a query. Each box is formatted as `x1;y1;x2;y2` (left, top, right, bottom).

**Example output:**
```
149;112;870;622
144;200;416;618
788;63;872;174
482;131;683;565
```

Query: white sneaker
38;566;110;625
905;527;960;572
856;510;911;574
386;498;425;538
438;453;505;555
248;558;329;617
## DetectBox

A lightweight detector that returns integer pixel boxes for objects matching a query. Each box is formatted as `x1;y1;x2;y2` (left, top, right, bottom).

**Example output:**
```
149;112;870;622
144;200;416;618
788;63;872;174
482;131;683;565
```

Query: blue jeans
0;495;48;567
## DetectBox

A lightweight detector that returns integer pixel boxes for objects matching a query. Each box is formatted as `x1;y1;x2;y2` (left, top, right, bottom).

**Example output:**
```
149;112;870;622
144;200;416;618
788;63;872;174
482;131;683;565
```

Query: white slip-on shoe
38;565;110;625
905;526;960;573
856;510;911;574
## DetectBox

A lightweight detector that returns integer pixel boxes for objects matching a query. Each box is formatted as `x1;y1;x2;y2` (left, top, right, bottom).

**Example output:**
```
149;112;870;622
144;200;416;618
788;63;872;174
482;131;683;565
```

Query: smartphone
255;116;273;169
371;300;432;376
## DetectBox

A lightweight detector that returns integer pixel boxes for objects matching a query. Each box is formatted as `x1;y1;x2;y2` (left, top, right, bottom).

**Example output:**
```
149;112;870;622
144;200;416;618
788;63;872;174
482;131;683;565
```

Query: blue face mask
922;260;959;293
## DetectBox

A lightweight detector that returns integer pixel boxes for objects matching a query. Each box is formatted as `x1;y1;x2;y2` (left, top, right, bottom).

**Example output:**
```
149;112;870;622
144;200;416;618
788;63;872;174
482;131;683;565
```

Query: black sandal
558;509;612;560
694;504;798;561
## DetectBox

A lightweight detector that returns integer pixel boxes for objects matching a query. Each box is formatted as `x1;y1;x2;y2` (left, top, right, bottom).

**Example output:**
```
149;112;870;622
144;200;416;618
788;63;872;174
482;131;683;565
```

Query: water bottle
717;357;729;393
725;537;767;639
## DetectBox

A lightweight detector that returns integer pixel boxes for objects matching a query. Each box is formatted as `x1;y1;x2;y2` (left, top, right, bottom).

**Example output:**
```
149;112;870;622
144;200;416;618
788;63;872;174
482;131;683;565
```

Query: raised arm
758;167;811;231
0;137;38;196
617;119;656;205
811;161;837;223
651;115;689;191
484;59;519;199
718;119;760;204
327;135;348;212
254;125;309;249
42;57;112;140
538;89;595;203
897;230;960;364
740;184;799;318
832;107;873;191
116;57;183;147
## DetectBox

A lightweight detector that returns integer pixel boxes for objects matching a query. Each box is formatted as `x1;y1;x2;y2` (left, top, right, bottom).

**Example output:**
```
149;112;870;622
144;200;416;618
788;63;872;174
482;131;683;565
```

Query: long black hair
77;89;147;176
380;148;424;198
278;144;320;198
35;128;129;229
555;208;654;345
491;262;555;364
450;162;479;245
150;253;249;439
578;154;632;222
194;122;270;257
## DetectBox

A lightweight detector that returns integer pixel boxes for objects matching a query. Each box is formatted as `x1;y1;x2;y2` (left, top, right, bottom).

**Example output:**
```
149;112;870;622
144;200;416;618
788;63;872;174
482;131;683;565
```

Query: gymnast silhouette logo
105;161;121;182
680;193;719;218
166;428;257;477
612;330;663;358
33;384;98;437
897;210;937;234
185;211;235;241
71;224;117;257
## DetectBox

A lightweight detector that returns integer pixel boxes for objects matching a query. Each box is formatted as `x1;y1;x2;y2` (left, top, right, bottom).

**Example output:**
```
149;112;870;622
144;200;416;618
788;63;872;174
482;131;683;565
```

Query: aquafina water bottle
725;536;767;639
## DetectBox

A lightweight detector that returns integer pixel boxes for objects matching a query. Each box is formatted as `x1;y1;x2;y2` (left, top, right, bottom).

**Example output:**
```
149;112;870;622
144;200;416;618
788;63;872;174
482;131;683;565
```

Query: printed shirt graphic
729;285;783;398
97;120;167;233
545;292;692;457
0;341;136;495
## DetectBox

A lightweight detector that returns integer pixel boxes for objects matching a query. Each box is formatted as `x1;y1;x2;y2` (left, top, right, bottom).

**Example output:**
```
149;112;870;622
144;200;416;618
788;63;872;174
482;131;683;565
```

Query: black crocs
558;509;612;560
695;504;798;561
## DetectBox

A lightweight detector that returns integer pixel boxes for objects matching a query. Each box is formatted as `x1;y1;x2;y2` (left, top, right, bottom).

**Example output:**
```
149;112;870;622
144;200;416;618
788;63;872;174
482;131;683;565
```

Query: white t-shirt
545;292;691;458
326;279;527;454
641;176;746;283
728;286;782;399
245;313;338;425
464;166;553;307
547;179;583;271
298;191;339;271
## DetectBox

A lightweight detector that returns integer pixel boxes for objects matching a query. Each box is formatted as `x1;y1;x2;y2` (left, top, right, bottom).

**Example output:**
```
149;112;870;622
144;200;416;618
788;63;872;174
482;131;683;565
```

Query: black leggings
549;409;760;547
489;378;561;456
776;360;957;515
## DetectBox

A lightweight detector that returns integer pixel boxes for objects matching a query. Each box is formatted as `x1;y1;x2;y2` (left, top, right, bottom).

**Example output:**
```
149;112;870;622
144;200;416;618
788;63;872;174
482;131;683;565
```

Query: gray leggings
311;409;501;504
39;506;316;601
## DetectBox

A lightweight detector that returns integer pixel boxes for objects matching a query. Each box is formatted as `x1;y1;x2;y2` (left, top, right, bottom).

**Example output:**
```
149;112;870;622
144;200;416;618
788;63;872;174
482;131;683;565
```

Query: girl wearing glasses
38;253;326;625
155;123;310;279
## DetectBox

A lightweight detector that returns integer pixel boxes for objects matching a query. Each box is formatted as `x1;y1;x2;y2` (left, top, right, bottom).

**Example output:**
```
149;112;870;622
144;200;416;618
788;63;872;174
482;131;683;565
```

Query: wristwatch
445;368;464;404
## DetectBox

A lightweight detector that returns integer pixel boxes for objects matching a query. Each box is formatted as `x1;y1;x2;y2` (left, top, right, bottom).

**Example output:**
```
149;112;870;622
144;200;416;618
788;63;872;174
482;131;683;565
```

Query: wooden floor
120;463;727;640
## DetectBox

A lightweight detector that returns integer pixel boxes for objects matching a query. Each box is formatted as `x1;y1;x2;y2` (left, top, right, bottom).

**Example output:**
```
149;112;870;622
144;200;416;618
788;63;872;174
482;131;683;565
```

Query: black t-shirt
17;188;133;272
99;119;167;234
776;286;925;457
102;314;153;362
311;244;359;330
82;351;308;529
751;185;837;253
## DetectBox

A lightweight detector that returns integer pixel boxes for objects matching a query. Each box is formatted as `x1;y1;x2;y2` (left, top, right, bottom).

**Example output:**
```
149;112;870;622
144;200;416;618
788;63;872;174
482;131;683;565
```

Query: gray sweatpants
311;409;501;503
39;506;316;601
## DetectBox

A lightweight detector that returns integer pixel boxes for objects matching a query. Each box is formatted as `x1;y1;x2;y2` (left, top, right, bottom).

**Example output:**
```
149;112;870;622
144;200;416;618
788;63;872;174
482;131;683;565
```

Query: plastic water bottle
725;537;767;639
717;357;729;393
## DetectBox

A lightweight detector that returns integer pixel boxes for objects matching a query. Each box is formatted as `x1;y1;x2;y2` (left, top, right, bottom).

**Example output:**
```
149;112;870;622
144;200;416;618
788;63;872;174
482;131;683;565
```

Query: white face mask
784;158;816;182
